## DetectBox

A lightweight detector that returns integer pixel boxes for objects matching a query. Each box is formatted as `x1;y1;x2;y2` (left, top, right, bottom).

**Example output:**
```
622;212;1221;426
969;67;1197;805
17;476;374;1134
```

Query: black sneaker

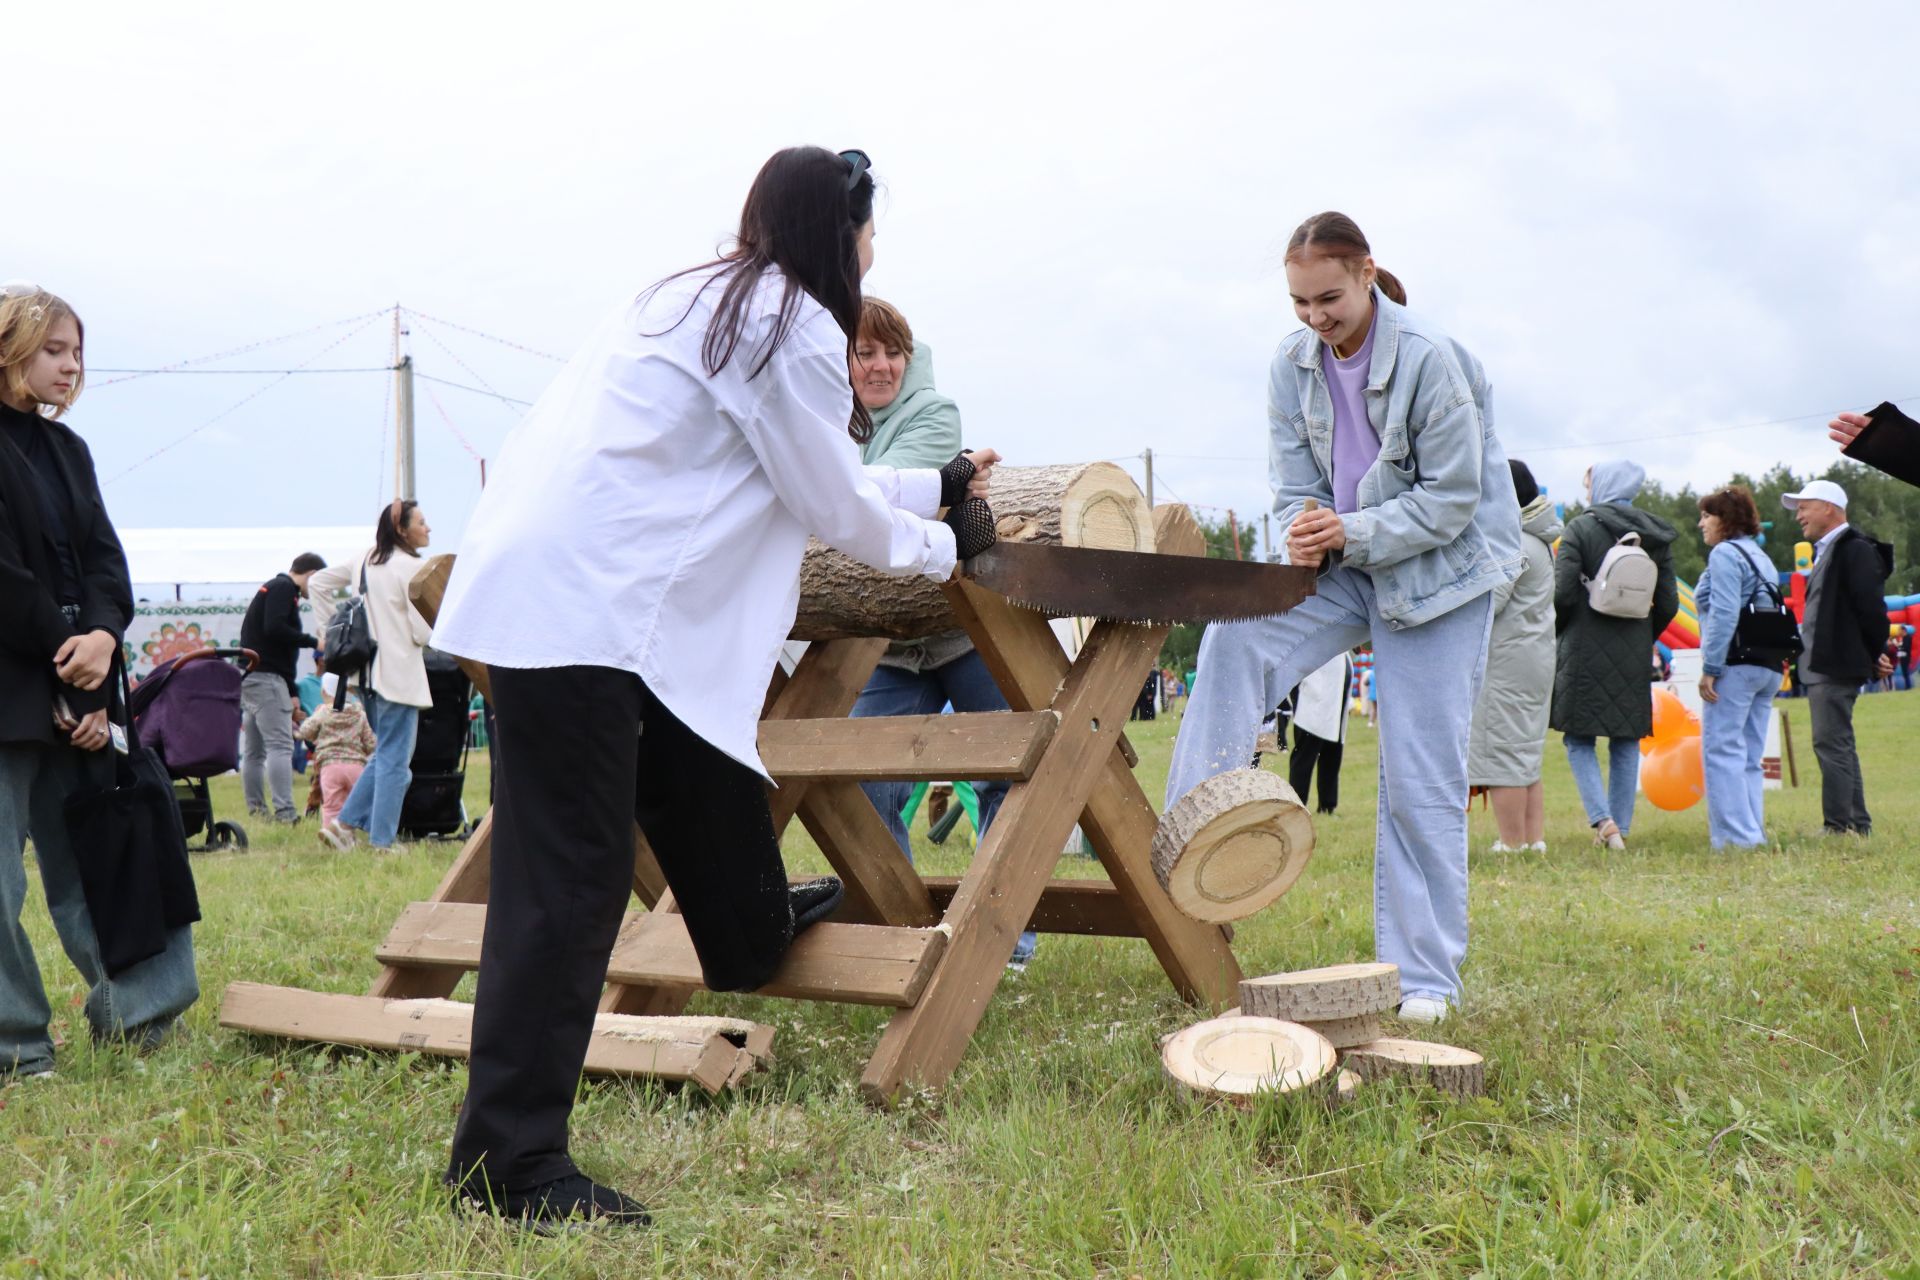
790;876;845;933
92;1016;176;1054
453;1173;650;1229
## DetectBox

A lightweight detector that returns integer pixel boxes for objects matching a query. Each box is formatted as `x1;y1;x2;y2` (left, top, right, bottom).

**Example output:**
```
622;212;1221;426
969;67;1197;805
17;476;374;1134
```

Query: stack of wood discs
1161;962;1485;1103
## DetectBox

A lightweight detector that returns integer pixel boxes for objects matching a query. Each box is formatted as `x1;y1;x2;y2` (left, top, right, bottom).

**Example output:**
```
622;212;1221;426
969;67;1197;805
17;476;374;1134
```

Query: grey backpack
1582;531;1657;618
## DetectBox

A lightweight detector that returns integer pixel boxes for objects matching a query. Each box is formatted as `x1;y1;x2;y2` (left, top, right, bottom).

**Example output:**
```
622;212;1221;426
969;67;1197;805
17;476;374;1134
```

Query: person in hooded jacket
1468;459;1561;852
1551;459;1679;850
844;298;1036;966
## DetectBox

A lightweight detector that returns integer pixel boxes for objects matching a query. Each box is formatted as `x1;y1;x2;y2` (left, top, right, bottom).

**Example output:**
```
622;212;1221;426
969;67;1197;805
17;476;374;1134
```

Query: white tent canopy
121;526;373;589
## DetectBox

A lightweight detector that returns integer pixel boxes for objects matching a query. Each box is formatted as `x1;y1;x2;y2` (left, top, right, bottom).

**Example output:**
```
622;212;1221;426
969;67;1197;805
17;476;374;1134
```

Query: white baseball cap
1781;479;1848;511
321;672;339;698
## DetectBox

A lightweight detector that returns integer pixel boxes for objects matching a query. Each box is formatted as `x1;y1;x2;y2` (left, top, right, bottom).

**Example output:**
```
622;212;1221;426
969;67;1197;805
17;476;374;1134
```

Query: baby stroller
397;648;474;840
128;647;258;852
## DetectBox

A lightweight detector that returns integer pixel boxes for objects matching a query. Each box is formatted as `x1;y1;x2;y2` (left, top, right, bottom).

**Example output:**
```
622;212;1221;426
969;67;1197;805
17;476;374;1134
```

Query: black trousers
447;664;793;1194
1807;682;1871;834
1289;724;1343;814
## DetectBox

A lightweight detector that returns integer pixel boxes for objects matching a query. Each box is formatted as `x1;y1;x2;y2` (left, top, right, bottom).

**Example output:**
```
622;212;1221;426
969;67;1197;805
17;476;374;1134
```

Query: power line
402;306;567;363
89;307;393;387
409;315;524;414
415;371;532;408
89;366;394;375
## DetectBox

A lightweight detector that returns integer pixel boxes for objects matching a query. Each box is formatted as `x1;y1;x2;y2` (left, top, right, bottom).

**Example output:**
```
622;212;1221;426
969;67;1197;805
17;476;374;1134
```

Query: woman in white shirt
431;146;998;1228
306;500;434;851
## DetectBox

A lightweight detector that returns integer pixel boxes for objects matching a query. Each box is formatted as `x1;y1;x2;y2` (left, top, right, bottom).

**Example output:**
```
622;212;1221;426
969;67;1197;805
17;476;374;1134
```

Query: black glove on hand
938;450;977;510
944;496;997;560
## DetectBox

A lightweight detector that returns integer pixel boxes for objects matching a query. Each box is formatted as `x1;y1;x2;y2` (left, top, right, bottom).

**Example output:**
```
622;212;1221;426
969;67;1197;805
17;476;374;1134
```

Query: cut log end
1238;962;1399;1023
1161;1015;1336;1100
1341;1038;1485;1098
1153;770;1315;923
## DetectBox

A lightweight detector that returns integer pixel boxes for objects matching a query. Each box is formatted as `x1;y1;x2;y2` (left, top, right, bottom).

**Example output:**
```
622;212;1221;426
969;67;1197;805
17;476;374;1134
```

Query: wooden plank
218;982;748;1092
406;554;492;702
796;780;940;927
765;638;887;834
861;606;1167;1103
919;877;1144;937
761;711;1058;783
367;810;494;1000
377;902;947;1008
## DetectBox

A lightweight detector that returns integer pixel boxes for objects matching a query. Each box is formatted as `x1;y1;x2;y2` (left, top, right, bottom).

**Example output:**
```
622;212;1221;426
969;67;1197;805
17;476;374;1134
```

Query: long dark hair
647;146;877;441
370;499;420;566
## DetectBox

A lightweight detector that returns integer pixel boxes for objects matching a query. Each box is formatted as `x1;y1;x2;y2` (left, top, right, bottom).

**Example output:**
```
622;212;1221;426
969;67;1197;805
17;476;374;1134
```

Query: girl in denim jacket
1167;213;1522;1023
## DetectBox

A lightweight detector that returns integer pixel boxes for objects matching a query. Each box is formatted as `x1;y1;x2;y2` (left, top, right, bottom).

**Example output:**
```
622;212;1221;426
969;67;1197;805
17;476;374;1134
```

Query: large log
1152;770;1315;923
791;462;1154;641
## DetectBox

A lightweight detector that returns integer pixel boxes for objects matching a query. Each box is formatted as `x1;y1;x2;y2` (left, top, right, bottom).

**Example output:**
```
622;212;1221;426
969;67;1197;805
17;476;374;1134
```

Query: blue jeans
1702;664;1777;849
1168;566;1493;1005
851;651;1036;965
1562;736;1640;834
1;743;199;1074
338;690;419;848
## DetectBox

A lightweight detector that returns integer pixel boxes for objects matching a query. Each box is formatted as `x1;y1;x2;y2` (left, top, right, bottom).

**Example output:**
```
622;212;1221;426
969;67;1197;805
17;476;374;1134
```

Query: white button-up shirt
433;267;956;777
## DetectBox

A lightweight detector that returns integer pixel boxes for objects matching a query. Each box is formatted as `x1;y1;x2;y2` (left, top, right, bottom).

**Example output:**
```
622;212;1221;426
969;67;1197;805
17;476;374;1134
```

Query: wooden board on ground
1161;1014;1336;1100
218;982;769;1093
1341;1038;1485;1098
1152;769;1315;923
1239;962;1399;1023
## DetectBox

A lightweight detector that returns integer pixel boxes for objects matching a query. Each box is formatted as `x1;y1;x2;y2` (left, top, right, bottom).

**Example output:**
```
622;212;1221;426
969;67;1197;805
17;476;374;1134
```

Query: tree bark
791;462;1154;641
1341;1038;1486;1098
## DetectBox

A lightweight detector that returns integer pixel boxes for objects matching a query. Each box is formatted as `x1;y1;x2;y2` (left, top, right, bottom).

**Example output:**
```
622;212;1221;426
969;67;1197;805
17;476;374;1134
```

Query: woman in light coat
307;499;434;851
1468;459;1560;851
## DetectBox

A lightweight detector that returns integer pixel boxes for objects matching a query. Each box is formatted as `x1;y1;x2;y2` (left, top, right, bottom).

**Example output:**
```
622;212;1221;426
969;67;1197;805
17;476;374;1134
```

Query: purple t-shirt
1326;311;1381;514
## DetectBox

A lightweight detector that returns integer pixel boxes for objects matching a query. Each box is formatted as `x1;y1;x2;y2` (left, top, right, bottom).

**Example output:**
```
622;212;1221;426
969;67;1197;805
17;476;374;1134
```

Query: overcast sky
9;1;1917;569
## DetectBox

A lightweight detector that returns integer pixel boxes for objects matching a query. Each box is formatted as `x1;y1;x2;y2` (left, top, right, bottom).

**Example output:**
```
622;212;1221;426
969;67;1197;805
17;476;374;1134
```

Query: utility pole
1227;508;1242;560
1263;513;1272;562
392;306;416;501
1143;447;1153;508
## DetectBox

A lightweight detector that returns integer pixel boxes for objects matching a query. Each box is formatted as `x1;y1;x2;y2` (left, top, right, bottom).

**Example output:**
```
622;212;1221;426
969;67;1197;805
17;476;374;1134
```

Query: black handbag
1725;543;1804;670
323;555;378;682
61;656;202;976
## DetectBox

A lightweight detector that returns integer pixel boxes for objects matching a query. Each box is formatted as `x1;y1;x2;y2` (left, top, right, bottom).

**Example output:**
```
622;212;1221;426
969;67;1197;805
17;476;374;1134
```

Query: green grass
5;696;1919;1277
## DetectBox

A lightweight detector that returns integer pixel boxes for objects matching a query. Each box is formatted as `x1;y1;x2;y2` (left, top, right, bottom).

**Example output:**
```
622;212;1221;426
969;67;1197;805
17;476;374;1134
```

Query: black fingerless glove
938;450;977;510
944;496;997;560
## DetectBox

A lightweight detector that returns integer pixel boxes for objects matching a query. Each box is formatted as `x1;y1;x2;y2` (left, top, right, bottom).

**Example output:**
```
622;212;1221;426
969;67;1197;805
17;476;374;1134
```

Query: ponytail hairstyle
1283;212;1406;305
370;498;421;565
647;146;879;442
0;284;85;419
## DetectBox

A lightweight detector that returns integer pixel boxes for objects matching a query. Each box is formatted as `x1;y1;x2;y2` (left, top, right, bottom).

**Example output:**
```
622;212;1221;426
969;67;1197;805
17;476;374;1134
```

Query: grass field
4;693;1918;1278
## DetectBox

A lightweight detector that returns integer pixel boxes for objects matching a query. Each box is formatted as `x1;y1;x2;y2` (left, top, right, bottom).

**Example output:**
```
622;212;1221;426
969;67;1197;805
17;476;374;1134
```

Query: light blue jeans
338;690;419;848
851;652;1035;965
1701;663;1777;849
1562;736;1640;835
1;743;199;1075
1168;566;1493;1005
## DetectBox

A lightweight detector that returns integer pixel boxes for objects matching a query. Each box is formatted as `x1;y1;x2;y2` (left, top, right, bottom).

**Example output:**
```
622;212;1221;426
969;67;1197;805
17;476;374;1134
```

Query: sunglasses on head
839;149;871;192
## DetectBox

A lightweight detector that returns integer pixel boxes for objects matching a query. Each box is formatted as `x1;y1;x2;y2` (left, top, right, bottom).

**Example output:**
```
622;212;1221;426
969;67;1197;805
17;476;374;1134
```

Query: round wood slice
1327;1068;1363;1108
1340;1038;1485;1098
1300;1012;1383;1050
1238;962;1399;1022
1152;770;1315;923
791;461;1153;641
1161;1015;1336;1099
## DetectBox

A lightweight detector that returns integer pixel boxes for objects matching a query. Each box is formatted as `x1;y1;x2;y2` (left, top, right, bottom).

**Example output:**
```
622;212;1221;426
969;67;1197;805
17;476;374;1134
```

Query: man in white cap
1784;479;1894;836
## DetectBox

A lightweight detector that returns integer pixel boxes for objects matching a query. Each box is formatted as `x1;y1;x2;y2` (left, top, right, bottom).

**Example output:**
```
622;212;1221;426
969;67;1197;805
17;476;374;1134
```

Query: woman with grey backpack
1550;460;1678;850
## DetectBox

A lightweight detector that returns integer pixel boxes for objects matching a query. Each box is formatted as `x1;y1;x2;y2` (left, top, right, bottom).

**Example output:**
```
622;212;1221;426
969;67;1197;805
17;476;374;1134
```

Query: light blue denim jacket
1269;290;1523;629
1696;535;1777;676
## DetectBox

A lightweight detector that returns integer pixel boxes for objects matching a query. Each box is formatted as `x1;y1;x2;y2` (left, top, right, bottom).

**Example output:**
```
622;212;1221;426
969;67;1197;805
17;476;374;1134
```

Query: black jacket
240;572;315;693
0;403;134;744
1805;525;1894;682
1550;503;1681;739
1845;402;1920;489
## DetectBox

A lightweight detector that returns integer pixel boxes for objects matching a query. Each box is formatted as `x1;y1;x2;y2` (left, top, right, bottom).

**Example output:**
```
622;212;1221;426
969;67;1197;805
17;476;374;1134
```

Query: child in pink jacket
296;673;377;844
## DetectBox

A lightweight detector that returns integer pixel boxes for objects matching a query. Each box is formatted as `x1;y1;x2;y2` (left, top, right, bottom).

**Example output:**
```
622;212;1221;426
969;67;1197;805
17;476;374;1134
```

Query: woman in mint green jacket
846;298;1035;966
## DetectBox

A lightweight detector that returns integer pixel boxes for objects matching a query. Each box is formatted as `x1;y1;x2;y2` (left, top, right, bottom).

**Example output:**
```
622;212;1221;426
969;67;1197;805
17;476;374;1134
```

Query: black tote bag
61;657;201;976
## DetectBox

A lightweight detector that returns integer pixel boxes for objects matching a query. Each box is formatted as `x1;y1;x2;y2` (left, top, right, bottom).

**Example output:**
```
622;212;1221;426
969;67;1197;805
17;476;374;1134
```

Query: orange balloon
1642;687;1699;755
1641;739;1704;811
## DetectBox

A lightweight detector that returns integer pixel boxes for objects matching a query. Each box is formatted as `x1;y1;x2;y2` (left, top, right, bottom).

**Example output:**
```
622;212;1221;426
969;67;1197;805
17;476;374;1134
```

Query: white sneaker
1529;841;1547;853
1489;840;1519;853
319;822;353;851
1398;996;1450;1024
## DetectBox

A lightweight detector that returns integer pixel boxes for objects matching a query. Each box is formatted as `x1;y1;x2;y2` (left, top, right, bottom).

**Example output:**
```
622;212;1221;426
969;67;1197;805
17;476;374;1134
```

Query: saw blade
962;542;1317;623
